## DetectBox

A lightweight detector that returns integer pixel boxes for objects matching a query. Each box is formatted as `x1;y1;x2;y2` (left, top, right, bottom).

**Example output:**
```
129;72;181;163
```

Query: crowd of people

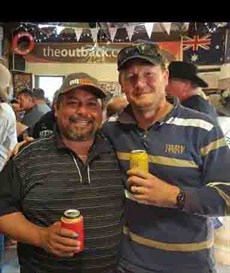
0;41;229;273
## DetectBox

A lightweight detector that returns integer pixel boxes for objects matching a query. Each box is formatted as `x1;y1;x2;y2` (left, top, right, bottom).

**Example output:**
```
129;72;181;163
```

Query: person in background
17;88;50;135
102;41;230;273
0;61;18;273
0;72;124;273
32;89;59;139
209;88;230;266
0;64;17;171
197;87;208;100
33;88;51;111
10;97;24;121
209;89;230;147
106;95;128;118
9;98;29;141
166;61;218;121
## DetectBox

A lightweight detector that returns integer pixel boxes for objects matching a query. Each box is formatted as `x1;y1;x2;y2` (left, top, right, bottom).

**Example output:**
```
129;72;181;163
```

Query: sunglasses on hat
117;42;164;69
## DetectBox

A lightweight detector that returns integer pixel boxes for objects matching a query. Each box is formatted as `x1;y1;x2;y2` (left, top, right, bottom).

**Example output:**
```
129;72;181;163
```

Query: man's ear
121;88;125;94
164;69;169;85
118;72;125;94
53;102;58;118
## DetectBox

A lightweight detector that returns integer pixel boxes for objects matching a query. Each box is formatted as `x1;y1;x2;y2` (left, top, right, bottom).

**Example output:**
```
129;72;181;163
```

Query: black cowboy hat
168;61;208;88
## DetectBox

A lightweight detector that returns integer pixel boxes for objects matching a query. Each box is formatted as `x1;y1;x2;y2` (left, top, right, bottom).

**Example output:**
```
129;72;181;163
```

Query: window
35;76;64;103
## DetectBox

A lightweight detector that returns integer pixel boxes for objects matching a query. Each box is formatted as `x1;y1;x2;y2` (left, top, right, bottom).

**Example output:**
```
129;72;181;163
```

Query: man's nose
76;104;88;115
135;75;146;88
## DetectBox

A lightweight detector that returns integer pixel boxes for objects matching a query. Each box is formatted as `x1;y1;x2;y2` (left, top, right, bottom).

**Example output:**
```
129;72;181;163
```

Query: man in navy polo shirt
103;41;230;273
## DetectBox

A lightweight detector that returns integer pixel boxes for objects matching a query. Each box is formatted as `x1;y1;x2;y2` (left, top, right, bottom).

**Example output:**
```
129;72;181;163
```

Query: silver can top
131;150;147;154
63;209;80;219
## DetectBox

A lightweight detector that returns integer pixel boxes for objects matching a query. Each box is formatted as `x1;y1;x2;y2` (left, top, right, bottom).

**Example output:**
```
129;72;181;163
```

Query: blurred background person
33;87;51;110
209;89;230;147
0;63;17;171
17;88;50;136
106;95;128;118
166;61;218;121
10;98;29;141
32;89;59;139
10;97;24;121
0;61;18;270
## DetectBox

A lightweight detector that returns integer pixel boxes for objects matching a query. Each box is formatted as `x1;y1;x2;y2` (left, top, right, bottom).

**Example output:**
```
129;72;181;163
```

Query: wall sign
24;42;182;63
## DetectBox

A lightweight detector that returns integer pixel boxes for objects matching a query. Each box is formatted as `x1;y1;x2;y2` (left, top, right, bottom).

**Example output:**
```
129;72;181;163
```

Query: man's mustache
69;115;91;123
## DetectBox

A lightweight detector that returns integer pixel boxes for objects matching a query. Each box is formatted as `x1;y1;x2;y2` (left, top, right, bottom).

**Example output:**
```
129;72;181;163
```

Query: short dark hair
17;88;34;97
33;88;45;99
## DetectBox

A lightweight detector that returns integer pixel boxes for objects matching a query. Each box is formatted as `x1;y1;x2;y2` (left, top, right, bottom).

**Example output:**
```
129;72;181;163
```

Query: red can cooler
61;209;84;253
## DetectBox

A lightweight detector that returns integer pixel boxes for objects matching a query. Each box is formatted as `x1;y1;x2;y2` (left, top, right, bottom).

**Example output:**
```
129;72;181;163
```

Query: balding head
106;95;128;118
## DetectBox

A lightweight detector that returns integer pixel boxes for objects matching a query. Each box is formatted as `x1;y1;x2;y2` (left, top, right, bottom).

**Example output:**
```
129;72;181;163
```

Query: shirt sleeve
183;124;230;216
0;104;18;171
0;118;9;171
0;159;22;216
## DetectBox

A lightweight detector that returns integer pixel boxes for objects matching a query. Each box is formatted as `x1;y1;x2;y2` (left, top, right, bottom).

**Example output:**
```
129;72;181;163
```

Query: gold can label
130;150;148;173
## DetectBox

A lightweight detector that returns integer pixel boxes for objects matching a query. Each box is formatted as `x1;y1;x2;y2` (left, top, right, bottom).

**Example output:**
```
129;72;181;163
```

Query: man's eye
125;74;136;81
68;101;79;105
87;102;97;108
144;72;154;78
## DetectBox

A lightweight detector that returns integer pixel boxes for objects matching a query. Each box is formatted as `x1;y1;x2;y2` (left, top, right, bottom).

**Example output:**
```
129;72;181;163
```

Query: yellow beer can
130;150;149;173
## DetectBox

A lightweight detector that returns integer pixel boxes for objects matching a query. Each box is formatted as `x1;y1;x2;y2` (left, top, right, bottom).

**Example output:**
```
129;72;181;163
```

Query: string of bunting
13;22;188;43
13;22;228;44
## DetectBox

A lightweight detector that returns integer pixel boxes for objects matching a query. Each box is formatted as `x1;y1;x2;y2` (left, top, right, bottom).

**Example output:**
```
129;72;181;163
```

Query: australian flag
182;30;225;65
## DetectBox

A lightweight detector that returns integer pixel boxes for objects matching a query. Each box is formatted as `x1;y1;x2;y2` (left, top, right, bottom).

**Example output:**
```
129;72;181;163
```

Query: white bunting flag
74;28;83;41
108;27;118;42
126;25;135;41
56;26;65;35
161;22;172;35
145;23;154;39
90;28;98;42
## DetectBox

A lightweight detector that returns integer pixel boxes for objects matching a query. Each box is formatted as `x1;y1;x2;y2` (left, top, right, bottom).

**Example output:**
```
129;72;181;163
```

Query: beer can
130;150;149;173
61;209;84;253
